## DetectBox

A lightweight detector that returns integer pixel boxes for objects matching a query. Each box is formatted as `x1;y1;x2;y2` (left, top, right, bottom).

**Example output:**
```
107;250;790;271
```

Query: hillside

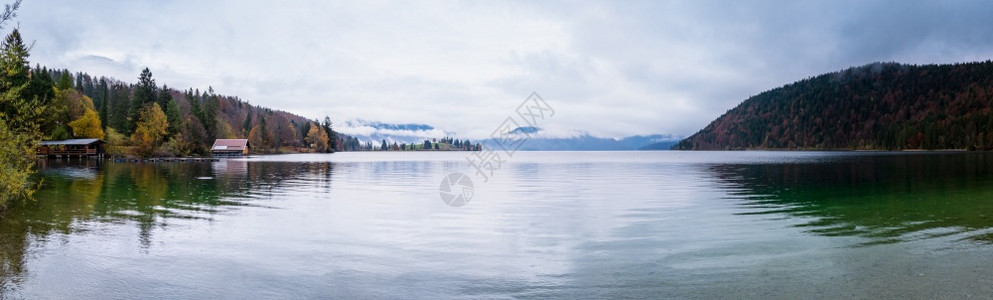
51;68;362;155
676;61;993;150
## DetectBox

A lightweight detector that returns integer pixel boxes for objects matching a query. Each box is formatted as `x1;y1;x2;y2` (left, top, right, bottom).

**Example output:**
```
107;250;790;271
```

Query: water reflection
712;153;993;246
9;152;993;298
0;159;334;294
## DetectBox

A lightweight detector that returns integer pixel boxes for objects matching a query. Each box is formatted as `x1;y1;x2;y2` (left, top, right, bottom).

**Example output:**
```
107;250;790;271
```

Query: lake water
4;151;993;298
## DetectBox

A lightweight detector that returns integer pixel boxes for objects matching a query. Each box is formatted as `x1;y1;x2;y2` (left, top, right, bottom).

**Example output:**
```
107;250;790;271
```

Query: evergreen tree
165;99;182;137
55;71;72;90
0;28;28;91
110;83;131;133
157;84;172;109
134;67;156;105
127;68;156;133
74;71;83;91
322;116;335;152
97;78;108;129
0;0;44;207
202;91;218;139
243;110;253;136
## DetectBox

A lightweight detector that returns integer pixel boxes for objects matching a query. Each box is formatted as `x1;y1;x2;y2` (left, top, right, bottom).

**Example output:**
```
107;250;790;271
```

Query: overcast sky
16;0;993;139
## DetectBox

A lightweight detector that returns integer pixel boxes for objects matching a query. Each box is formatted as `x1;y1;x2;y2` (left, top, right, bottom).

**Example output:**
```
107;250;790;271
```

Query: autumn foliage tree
68;107;104;139
131;103;168;157
305;122;329;152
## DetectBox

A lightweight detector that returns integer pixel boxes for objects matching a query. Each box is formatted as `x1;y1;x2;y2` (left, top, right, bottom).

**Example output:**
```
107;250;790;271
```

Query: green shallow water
3;151;993;298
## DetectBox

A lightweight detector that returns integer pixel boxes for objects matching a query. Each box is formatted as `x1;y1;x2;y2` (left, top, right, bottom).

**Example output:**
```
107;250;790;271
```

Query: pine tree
165;99;182;137
322;116;335;152
157;84;172;109
203;92;218;139
110;83;131;133
97;78;108;129
55;71;72;90
126;68;156;134
0;28;29;91
243;110;252;136
134;67;156;105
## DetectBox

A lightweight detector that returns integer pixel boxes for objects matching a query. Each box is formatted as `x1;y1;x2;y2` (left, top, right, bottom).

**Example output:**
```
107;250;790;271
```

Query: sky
15;0;993;139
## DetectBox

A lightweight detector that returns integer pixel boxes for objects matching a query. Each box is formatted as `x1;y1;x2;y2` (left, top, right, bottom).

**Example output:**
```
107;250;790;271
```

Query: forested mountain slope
676;61;993;150
48;67;362;154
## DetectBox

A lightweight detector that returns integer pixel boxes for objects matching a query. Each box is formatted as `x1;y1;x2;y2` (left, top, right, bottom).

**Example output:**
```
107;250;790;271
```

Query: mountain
506;127;681;151
676;61;993;150
338;121;681;151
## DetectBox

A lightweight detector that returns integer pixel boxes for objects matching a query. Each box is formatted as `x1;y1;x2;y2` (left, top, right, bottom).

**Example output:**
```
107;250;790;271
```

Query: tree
131;103;168;157
165;99;182;136
56;71;72;90
134;67;156;105
305;122;328;152
157;84;172;109
423;140;432;150
202;92;218;139
97;78;108;129
0;28;29;92
242;110;252;136
286;121;297;147
322;116;336;152
0;116;36;208
248;114;271;151
109;83;131;133
125;68;157;134
381;139;388;151
68;107;104;139
0;0;41;207
0;27;44;133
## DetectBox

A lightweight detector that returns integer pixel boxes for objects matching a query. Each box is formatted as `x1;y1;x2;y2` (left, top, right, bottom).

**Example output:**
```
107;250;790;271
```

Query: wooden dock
112;157;221;163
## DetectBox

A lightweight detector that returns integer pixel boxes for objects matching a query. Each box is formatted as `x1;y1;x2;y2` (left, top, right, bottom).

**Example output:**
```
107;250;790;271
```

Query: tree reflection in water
0;159;335;293
711;153;993;246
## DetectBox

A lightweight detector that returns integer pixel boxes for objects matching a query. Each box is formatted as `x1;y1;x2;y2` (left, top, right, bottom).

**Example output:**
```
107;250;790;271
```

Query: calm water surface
4;151;993;298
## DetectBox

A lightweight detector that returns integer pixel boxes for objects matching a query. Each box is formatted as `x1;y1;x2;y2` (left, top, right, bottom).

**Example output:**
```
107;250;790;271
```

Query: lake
4;151;993;299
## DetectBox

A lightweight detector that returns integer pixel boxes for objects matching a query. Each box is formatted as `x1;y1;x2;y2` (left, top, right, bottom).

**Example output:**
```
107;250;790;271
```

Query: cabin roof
40;138;106;146
211;139;250;151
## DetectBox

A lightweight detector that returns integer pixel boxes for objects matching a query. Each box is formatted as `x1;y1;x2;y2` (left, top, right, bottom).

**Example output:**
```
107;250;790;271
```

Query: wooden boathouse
37;139;106;158
211;139;251;157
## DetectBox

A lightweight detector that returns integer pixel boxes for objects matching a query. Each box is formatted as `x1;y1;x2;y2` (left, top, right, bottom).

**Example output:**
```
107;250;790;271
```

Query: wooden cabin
37;139;106;157
211;139;251;156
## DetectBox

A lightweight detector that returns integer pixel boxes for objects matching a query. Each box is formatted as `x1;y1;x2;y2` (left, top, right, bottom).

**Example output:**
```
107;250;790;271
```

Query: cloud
15;0;993;138
336;119;451;144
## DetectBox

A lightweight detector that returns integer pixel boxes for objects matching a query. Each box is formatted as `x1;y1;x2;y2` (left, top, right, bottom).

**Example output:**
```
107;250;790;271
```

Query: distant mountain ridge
512;131;681;151
338;121;681;150
676;61;993;150
488;127;681;151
